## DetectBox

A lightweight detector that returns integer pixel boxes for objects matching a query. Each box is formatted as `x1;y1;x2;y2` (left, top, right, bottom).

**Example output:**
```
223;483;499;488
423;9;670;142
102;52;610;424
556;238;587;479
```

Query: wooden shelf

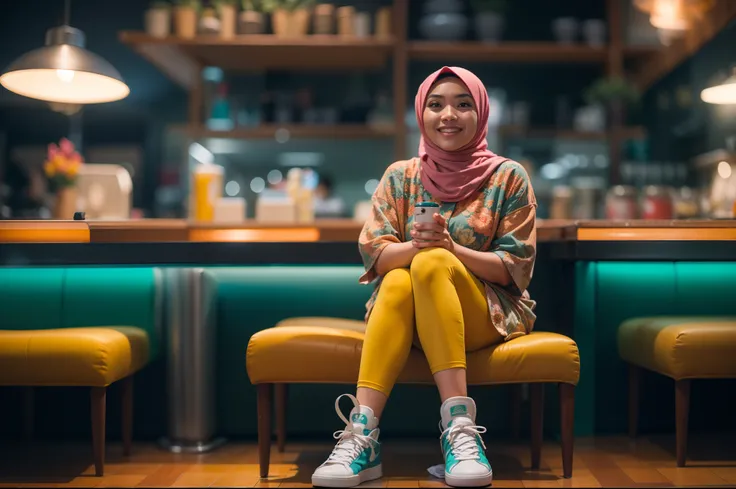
173;124;397;140
499;125;646;141
119;31;396;89
407;41;608;63
407;41;662;64
622;45;661;58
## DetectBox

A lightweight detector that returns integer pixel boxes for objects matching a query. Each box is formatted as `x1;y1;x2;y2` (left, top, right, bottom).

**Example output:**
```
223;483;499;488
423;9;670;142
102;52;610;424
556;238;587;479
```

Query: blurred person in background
314;173;346;218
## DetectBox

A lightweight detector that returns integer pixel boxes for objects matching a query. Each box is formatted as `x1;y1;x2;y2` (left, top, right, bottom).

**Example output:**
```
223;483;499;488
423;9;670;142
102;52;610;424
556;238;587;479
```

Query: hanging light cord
63;0;71;25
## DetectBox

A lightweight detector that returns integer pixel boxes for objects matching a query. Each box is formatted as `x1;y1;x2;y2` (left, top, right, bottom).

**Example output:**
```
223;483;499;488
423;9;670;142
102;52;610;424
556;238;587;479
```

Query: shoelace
439;420;488;462
324;394;379;468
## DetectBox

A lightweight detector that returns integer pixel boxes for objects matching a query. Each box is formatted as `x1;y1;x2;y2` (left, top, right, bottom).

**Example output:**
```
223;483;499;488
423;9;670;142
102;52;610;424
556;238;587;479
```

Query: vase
475;12;504;43
374;7;392;39
174;6;198;39
337;6;355;37
219;4;237;38
313;3;335;35
272;8;309;37
552;17;579;44
145;7;171;38
53;187;78;220
240;11;265;34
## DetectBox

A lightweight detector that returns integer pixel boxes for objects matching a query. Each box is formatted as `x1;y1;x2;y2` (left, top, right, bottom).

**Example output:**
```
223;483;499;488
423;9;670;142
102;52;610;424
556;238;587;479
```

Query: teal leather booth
0;267;163;439
2;260;735;441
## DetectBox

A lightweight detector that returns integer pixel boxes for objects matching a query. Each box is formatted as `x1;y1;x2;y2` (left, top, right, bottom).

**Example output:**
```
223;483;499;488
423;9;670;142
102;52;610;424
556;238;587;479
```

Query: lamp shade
0;26;129;104
701;69;736;105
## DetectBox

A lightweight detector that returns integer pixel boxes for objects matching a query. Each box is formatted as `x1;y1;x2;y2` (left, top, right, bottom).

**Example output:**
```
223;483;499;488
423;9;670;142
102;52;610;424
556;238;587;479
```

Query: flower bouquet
44;138;84;219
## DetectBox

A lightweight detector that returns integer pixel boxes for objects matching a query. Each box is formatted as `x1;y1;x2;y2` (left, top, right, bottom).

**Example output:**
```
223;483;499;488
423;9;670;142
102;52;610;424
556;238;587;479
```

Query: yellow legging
357;248;504;396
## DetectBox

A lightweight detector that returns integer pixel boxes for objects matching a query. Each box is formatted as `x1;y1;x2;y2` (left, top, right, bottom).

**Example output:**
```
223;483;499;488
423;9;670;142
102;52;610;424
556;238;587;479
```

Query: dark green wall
644;20;736;162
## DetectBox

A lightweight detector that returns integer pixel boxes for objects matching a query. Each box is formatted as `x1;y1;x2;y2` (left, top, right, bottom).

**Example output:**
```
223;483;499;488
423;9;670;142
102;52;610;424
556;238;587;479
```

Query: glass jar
641;185;674;219
549;185;572;219
605;185;638;220
673;187;700;219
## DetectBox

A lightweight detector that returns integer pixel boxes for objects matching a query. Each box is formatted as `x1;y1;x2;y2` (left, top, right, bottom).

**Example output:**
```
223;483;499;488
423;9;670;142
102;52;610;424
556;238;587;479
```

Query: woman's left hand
411;213;455;253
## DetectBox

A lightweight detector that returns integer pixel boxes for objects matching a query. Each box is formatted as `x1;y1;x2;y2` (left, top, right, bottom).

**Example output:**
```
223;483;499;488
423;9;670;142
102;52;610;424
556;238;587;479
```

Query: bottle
207;83;233;131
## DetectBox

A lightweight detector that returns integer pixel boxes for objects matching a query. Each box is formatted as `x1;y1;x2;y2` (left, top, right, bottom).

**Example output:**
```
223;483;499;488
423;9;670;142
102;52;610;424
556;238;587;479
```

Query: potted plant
471;0;507;43
173;0;200;38
240;0;268;34
271;0;314;38
584;77;641;127
199;6;222;35
145;1;172;38
214;0;238;38
44;138;84;220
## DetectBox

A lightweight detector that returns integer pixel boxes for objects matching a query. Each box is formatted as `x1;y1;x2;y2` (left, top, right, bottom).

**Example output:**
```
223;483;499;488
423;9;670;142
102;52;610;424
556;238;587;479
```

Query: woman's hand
411;213;455;253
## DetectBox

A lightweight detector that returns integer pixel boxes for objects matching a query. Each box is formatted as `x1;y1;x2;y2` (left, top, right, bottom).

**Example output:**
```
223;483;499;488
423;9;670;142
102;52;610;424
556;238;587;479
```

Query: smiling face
422;76;479;152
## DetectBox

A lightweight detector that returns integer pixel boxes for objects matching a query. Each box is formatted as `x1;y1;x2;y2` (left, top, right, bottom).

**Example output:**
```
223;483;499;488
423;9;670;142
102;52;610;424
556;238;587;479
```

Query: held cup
413;202;440;240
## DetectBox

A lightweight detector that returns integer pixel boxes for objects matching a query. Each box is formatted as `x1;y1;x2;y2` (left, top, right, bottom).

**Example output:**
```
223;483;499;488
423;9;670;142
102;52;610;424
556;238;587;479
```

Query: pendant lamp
633;0;715;30
0;0;129;104
701;68;736;105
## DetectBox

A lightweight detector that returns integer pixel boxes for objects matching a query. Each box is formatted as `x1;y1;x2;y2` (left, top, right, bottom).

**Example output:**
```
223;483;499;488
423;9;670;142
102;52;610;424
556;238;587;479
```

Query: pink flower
47;143;59;160
59;138;75;157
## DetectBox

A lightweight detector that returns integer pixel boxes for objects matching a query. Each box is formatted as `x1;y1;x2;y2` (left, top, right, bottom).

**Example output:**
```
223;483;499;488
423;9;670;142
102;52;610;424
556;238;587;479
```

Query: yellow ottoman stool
618;317;736;467
0;326;150;476
247;322;580;479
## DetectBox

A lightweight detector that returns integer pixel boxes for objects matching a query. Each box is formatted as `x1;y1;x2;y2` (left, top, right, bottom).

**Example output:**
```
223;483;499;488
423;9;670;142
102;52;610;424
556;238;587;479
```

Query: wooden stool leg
559;383;575;479
530;383;544;471
675;379;691;467
510;384;522;440
90;387;107;477
275;383;288;452
628;364;640;438
22;387;34;441
121;376;133;457
258;384;273;478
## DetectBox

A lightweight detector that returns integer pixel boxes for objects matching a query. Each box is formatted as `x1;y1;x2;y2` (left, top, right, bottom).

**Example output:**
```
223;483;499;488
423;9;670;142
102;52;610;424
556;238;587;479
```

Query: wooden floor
1;435;735;487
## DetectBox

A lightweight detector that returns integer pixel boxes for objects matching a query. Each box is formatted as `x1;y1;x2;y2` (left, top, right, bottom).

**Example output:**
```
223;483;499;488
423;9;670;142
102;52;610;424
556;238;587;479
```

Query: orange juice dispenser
191;163;224;222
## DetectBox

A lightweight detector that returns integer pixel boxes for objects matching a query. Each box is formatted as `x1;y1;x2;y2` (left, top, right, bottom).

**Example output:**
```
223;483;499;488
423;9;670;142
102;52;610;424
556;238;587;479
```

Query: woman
311;66;537;488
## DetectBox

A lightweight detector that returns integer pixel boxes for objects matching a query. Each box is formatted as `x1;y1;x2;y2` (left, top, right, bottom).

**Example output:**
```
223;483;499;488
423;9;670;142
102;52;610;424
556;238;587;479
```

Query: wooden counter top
0;218;734;244
570;220;736;241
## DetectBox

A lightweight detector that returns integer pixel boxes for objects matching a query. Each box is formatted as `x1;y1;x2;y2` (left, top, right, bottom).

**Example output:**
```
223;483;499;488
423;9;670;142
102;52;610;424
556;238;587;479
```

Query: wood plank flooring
0;435;735;487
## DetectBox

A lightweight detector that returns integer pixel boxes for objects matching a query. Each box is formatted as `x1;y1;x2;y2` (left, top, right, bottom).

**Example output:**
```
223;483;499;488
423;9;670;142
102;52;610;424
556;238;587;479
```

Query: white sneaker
311;394;383;488
439;396;493;487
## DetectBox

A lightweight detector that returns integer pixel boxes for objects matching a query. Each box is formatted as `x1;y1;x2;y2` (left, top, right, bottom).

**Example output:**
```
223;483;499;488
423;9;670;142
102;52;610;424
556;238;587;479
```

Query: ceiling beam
631;0;736;90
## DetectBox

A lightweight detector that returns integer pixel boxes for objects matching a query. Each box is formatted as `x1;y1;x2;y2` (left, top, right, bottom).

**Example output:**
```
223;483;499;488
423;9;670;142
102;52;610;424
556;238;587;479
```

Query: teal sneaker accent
351;413;368;426
348;439;382;475
312;394;384;488
450;405;468;417
440;418;493;486
441;426;491;470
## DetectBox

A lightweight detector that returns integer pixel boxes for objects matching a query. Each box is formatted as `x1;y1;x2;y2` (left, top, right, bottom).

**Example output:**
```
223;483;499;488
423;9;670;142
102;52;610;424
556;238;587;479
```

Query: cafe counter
0;218;734;443
0;218;734;265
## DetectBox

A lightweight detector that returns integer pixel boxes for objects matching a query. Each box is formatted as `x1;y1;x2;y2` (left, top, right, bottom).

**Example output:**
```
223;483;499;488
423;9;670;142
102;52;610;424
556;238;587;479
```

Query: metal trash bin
159;267;226;453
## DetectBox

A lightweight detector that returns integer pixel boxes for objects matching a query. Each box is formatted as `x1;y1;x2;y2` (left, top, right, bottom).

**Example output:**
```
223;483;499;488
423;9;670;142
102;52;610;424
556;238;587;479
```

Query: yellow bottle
192;164;224;222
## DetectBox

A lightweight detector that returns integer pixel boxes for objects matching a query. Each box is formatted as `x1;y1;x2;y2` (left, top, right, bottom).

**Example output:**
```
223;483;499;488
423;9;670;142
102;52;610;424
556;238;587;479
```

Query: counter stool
247;319;581;479
0;327;150;476
618;316;736;467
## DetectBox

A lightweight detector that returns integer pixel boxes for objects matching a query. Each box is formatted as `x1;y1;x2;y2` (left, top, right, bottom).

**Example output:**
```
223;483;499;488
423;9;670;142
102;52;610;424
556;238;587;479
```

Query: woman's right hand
374;241;419;276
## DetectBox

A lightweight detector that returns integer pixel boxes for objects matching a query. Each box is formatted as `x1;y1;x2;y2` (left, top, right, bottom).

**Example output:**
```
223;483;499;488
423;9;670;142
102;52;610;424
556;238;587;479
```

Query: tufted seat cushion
618;317;736;380
0;327;150;387
247;324;580;386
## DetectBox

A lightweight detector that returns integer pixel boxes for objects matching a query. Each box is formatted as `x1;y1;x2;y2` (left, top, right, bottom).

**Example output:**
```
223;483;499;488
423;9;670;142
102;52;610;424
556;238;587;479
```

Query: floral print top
358;157;537;341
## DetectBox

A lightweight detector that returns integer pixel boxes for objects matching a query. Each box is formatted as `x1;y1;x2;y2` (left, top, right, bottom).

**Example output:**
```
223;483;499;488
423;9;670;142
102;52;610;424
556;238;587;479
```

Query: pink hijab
415;66;506;203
